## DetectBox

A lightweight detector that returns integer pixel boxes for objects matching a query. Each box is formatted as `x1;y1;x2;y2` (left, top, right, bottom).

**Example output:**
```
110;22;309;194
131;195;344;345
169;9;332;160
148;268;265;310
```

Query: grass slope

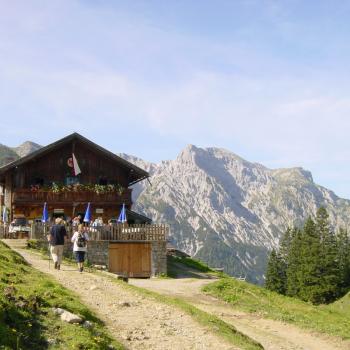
0;241;124;350
203;278;350;339
328;292;350;315
167;255;221;278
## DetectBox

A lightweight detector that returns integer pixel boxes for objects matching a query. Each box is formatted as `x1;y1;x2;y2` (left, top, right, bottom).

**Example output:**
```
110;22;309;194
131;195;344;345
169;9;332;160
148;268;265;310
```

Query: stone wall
86;241;109;266
29;239;166;276
151;241;167;276
31;240;108;267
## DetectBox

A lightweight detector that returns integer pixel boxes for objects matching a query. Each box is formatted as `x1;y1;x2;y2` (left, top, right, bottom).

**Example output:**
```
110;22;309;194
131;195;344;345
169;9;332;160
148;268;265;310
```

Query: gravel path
130;278;350;350
4;240;237;350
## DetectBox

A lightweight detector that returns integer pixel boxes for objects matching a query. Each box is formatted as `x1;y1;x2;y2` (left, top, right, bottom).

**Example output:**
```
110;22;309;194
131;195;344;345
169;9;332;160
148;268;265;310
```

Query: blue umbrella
2;207;8;223
83;202;91;223
117;203;127;223
41;202;49;223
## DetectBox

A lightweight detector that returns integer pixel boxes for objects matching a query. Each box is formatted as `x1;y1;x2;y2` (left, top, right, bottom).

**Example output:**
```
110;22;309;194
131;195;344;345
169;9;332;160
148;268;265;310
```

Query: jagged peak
178;144;243;161
176;144;199;161
118;153;158;174
13;141;42;157
272;167;313;183
18;140;41;147
180;144;199;153
177;145;261;171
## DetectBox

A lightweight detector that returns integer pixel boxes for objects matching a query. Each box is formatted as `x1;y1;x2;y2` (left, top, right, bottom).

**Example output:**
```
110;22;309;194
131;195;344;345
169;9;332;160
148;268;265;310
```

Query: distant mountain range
0;141;41;166
2;141;350;284
120;146;350;284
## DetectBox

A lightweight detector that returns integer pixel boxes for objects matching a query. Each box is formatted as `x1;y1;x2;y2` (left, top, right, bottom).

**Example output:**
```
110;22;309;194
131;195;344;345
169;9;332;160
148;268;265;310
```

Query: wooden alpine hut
0;132;149;222
0;132;167;277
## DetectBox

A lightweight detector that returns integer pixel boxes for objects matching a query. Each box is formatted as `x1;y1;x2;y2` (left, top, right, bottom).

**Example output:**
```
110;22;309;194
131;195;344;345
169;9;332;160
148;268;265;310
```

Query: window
65;177;79;185
99;176;107;185
34;177;44;186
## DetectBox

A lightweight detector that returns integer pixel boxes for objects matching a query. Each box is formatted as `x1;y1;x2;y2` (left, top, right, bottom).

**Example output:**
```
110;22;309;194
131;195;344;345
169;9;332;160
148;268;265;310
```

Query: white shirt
71;231;89;252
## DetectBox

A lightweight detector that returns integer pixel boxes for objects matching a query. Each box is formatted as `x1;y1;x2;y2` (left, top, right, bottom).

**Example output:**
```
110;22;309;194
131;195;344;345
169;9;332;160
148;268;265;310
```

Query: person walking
71;224;89;272
47;217;67;270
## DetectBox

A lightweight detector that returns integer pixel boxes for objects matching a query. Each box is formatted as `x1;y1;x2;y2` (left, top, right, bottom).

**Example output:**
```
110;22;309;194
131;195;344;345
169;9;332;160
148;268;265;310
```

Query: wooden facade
0;133;149;223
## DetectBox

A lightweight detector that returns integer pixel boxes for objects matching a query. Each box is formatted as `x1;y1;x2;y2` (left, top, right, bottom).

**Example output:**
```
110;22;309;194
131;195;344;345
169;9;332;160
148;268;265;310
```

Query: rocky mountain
0;141;42;167
121;145;350;284
0;145;19;166
13;141;42;157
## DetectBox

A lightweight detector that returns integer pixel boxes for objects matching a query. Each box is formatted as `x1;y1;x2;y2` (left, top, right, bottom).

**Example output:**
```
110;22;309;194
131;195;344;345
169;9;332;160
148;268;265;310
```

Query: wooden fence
29;223;168;242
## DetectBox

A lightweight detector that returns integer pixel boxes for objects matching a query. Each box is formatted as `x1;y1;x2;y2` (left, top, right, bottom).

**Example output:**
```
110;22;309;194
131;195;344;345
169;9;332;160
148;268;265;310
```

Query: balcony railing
12;188;132;204
29;223;168;241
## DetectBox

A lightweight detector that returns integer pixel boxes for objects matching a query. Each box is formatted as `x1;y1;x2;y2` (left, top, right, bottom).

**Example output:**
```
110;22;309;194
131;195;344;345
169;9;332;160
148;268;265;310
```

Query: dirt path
130;277;350;350
3;240;237;350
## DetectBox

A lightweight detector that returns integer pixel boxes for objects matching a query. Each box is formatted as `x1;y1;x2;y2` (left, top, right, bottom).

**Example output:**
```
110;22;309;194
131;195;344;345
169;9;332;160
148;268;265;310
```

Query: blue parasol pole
83;202;91;223
117;203;127;224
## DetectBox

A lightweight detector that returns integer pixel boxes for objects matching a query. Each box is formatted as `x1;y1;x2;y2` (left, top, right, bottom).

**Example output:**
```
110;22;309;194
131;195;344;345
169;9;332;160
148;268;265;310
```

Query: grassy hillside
203;278;350;339
0;241;123;350
195;236;268;284
327;292;350;315
167;254;219;278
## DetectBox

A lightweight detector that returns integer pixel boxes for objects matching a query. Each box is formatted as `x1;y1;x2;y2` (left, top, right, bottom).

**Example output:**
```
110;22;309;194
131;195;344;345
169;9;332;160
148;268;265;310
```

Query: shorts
74;251;86;263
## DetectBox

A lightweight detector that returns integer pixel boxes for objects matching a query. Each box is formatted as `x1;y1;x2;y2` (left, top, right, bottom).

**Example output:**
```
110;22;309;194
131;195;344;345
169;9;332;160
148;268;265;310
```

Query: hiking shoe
79;267;83;272
57;264;60;270
54;262;58;269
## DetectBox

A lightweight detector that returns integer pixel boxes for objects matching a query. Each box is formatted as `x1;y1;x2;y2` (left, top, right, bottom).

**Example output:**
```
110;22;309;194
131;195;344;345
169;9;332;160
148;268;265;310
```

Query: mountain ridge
0;141;42;166
120;145;350;283
13;141;42;157
1;141;349;283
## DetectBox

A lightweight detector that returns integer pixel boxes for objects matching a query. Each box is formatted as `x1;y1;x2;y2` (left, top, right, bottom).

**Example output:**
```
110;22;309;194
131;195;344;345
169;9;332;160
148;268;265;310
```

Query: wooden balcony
12;188;132;205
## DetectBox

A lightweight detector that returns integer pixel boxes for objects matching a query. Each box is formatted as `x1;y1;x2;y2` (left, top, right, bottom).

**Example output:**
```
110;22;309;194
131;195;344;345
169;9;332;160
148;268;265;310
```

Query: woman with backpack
71;224;89;272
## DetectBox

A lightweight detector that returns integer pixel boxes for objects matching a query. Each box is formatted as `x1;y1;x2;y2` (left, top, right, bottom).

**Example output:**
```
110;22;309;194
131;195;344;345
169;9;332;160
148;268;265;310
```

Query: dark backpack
76;233;87;248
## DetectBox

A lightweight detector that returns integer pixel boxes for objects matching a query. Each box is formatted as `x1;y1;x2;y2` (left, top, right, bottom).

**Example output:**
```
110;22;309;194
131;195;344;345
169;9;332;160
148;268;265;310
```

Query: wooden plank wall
108;242;151;277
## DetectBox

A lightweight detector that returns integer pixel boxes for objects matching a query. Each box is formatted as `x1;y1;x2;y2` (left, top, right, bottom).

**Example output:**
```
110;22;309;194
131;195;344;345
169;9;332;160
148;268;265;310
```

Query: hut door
108;243;151;277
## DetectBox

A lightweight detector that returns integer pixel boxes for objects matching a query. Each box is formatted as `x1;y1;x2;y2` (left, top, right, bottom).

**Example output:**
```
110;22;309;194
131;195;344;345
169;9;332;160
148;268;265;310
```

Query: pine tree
315;207;341;303
286;227;304;297
276;227;293;294
337;227;350;293
279;227;293;262
265;249;286;294
295;216;321;302
265;207;349;304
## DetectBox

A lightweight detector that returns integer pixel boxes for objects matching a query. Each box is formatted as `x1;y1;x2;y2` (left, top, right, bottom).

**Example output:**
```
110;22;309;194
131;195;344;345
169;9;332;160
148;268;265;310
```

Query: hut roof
0;132;149;185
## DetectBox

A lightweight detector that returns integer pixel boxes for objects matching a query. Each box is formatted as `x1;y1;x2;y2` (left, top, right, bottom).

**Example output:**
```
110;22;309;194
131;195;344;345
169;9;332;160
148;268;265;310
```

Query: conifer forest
265;207;350;304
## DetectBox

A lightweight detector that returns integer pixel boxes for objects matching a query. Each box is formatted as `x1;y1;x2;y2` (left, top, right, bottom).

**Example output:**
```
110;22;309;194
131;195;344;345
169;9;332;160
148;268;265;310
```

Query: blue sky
1;1;350;198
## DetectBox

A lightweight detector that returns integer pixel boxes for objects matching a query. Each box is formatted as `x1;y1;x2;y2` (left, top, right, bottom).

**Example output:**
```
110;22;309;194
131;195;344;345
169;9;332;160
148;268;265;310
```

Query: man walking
47;217;67;270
